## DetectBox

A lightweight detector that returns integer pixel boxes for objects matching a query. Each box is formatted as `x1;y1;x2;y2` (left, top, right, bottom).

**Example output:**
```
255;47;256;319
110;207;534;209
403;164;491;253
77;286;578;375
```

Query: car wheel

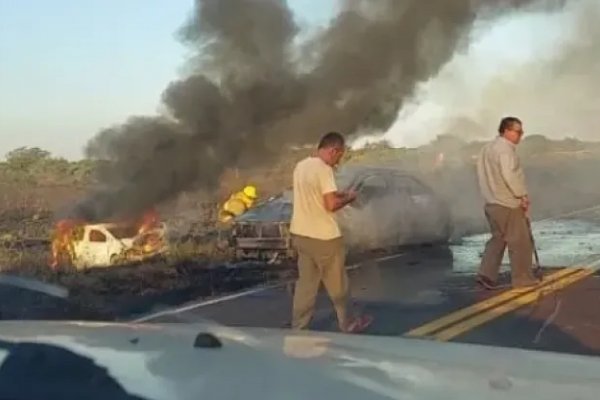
109;254;122;266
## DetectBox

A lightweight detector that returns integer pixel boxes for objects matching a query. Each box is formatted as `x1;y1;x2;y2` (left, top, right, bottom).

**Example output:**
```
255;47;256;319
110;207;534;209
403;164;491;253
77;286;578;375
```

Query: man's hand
323;190;357;212
520;195;530;213
343;190;357;203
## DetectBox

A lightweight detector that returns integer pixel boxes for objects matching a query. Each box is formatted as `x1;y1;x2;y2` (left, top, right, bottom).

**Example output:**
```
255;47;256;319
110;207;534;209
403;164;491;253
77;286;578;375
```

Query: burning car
231;166;452;262
50;209;169;270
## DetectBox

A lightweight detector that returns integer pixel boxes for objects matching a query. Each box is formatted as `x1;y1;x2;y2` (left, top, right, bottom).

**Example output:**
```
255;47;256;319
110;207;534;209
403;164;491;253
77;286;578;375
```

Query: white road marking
0;275;68;298
538;204;600;222
132;252;406;323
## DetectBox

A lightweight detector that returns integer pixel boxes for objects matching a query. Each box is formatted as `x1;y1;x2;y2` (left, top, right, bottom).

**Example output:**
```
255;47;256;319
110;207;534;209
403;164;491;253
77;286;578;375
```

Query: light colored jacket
476;136;528;209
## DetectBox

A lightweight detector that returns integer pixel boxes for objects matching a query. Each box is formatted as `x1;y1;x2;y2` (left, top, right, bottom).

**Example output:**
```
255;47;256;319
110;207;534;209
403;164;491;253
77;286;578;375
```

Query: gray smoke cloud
74;0;541;221
363;0;595;148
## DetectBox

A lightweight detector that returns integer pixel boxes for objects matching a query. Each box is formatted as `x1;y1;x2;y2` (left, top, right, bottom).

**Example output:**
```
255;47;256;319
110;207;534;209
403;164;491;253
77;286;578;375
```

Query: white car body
71;223;167;269
0;320;599;399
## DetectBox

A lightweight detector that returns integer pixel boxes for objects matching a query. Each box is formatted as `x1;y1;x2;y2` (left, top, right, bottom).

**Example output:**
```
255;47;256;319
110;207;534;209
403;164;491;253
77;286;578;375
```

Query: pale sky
0;0;337;160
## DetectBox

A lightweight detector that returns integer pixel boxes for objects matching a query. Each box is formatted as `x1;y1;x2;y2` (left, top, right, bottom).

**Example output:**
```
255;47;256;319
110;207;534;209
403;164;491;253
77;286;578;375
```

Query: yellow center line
433;267;596;341
405;267;581;338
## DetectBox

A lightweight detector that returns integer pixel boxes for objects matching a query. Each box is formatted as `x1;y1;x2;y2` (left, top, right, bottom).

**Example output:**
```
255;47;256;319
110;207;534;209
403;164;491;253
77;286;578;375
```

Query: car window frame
88;229;108;243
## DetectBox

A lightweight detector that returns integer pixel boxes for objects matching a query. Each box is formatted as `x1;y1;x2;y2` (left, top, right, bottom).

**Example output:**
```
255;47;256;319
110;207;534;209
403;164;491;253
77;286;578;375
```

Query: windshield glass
2;0;600;397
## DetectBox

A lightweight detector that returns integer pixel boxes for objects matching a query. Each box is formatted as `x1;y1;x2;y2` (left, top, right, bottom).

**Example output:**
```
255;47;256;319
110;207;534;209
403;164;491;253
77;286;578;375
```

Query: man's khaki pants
291;235;350;331
479;204;535;285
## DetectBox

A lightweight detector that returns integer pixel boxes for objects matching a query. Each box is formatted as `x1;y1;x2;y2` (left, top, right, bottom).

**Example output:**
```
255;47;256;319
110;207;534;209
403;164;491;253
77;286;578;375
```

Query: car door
80;227;111;267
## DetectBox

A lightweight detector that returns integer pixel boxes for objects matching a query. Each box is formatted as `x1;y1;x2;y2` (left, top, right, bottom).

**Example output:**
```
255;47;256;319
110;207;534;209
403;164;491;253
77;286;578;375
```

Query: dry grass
166;237;232;265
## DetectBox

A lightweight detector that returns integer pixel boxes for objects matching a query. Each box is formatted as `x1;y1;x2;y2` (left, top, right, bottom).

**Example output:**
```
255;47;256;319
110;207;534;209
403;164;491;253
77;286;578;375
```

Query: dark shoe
343;314;373;333
476;274;499;290
532;268;544;280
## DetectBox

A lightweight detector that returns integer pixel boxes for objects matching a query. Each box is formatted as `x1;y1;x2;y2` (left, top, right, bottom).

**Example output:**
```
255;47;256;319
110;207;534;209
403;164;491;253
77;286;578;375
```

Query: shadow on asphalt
458;313;600;357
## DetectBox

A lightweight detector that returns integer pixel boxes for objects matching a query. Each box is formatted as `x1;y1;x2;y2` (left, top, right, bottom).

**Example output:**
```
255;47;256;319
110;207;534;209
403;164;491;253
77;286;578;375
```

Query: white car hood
0;320;598;400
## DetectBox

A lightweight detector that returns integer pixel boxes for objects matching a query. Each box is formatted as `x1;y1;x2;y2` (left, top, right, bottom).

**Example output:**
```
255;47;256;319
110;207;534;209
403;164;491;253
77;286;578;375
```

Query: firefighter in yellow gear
218;185;258;223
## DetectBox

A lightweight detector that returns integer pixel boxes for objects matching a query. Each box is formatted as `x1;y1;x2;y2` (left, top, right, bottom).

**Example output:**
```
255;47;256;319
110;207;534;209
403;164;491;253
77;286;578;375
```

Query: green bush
1;147;97;186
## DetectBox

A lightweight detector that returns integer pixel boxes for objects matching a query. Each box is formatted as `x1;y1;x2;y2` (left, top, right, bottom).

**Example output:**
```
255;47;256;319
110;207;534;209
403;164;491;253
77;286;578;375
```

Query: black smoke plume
73;0;540;221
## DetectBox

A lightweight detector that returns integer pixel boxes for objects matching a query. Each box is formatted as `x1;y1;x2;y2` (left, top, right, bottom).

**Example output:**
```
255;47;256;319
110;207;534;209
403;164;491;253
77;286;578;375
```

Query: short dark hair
498;116;522;135
318;131;345;149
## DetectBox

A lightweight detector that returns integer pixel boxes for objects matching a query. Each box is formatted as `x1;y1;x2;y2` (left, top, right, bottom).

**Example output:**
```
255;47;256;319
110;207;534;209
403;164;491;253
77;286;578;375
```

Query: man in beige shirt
476;116;541;290
290;132;372;333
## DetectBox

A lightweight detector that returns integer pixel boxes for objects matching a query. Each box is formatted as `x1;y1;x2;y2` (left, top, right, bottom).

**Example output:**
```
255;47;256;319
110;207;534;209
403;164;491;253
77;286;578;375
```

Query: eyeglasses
510;128;524;136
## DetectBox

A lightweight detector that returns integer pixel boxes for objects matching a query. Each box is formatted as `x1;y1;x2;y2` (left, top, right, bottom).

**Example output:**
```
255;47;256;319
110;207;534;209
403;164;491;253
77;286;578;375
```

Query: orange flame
137;208;160;235
49;218;85;269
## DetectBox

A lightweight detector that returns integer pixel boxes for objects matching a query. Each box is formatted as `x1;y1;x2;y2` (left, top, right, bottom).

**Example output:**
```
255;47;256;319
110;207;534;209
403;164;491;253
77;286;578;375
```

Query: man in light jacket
476;116;541;290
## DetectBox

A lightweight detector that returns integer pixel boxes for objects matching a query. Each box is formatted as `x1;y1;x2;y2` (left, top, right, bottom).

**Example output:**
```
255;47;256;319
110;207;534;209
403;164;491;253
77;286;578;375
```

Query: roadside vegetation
0;146;95;186
1;135;600;319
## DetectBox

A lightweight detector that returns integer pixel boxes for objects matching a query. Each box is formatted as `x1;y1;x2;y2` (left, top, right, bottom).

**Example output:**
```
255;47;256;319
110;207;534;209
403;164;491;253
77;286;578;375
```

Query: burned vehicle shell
70;222;169;270
231;192;295;262
231;166;452;262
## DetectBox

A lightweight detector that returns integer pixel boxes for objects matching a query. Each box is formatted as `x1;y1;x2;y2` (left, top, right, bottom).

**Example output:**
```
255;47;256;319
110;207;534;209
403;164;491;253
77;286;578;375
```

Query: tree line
0;147;96;185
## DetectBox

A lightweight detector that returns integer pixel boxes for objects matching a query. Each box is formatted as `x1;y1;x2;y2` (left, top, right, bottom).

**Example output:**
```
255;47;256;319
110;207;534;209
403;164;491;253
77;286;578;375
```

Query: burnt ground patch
0;260;292;321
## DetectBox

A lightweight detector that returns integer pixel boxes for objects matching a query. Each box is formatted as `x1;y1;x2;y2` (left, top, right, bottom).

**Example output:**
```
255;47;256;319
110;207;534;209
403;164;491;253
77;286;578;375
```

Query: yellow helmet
243;185;257;199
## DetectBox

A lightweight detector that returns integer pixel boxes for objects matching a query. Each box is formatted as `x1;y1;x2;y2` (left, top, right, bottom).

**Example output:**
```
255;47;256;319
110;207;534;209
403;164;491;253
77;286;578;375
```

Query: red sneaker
476;274;499;290
343;314;373;333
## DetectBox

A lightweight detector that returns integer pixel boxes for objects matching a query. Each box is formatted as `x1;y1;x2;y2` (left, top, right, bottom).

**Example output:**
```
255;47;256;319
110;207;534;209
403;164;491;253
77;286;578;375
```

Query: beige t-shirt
290;157;342;240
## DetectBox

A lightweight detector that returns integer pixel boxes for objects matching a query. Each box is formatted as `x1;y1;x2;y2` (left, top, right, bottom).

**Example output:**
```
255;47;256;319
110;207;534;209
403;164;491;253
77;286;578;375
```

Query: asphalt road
136;208;600;357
